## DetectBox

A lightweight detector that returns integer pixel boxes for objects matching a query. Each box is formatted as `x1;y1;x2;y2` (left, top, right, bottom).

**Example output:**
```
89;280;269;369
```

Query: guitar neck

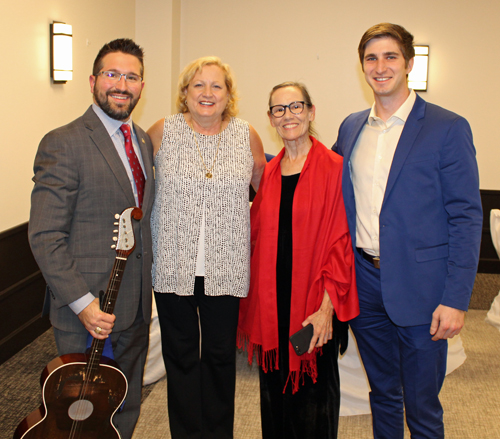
88;252;128;369
101;252;128;316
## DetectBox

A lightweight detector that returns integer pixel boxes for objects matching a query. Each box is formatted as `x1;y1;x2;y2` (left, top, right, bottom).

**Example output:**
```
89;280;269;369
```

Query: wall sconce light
51;22;73;83
408;45;429;92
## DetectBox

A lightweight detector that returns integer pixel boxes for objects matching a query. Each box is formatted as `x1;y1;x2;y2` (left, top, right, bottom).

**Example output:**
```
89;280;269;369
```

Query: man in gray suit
29;39;154;439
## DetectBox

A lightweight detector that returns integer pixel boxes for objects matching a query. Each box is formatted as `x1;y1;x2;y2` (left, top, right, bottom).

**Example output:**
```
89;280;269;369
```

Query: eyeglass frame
269;101;309;118
97;70;143;84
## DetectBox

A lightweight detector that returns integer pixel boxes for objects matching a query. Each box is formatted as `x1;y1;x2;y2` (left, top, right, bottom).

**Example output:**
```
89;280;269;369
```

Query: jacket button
136;253;142;259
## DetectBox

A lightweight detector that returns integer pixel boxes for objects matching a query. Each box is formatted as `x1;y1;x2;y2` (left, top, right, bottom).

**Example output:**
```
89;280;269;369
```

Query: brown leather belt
358;249;380;269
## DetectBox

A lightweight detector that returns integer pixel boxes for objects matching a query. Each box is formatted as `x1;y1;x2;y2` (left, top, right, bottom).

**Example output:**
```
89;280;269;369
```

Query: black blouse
276;173;300;328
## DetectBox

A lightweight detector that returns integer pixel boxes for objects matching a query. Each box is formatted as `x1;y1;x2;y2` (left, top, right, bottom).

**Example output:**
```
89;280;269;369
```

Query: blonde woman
147;57;265;439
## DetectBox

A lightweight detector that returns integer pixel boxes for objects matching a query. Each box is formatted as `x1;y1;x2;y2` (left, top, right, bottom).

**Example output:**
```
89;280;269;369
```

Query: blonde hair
176;56;239;119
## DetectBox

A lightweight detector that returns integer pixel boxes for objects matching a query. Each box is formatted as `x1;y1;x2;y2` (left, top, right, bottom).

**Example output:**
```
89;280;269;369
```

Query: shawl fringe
284;350;321;394
237;329;279;372
238;329;324;394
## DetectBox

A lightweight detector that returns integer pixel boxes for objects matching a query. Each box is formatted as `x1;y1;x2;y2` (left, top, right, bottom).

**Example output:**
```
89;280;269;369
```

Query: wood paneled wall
0;223;49;365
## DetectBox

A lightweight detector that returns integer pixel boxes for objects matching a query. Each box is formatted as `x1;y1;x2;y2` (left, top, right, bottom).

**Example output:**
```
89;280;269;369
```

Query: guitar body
14;354;128;439
14;207;142;439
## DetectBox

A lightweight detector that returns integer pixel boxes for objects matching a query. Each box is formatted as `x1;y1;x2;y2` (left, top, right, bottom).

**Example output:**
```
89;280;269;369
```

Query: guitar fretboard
87;254;128;376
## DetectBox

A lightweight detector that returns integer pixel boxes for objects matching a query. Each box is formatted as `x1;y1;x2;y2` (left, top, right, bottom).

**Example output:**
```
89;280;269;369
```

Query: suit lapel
342;111;370;247
343;112;370;164
382;95;426;205
82;106;136;207
343;111;369;200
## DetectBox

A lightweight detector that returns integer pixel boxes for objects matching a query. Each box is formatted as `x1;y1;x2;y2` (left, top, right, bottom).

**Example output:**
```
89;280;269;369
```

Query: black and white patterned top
151;114;254;297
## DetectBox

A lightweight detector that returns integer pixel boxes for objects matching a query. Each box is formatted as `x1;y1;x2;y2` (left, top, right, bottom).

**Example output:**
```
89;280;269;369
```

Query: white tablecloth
485;209;500;330
143;295;166;385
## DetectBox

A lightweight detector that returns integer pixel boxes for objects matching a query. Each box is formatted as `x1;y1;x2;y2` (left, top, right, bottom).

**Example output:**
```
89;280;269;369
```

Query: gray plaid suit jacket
29;106;154;334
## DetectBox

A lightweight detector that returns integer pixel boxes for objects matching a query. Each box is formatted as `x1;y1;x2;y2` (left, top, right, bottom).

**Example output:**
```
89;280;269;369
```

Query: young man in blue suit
333;23;482;438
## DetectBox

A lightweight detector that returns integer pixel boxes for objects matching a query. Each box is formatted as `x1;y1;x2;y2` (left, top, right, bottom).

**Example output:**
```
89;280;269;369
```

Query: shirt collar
368;89;417;126
92;103;132;137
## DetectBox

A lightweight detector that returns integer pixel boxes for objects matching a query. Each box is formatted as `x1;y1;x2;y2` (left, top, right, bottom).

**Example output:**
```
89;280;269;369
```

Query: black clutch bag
289;323;314;356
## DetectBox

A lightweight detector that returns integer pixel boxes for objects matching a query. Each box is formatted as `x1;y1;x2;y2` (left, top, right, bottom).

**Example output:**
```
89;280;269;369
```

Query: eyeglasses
97;70;143;84
269;101;306;118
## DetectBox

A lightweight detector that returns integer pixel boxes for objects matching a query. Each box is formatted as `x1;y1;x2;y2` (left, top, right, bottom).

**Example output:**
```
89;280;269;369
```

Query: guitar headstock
111;207;143;256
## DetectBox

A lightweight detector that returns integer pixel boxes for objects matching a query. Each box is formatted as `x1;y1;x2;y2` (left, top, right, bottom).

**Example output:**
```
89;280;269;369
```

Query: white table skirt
485;209;500;331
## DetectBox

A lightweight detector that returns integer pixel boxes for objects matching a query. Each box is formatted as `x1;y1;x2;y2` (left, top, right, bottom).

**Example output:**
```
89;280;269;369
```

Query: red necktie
120;124;145;208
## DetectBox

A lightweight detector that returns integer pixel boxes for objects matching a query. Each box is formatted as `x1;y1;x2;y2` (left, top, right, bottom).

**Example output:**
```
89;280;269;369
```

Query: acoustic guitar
14;207;143;439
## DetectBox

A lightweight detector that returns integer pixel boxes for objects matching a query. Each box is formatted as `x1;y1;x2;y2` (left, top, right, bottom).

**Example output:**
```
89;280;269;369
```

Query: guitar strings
68;255;125;438
69;268;116;439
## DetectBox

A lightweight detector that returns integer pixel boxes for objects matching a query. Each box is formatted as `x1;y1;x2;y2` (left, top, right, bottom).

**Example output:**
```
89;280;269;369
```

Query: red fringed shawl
238;137;359;393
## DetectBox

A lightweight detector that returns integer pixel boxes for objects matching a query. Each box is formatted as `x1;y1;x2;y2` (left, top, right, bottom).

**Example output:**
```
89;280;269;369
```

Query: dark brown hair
358;23;415;69
92;38;145;77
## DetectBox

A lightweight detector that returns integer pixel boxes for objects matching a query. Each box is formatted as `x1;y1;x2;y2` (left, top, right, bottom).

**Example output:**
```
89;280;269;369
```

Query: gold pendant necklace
191;121;222;178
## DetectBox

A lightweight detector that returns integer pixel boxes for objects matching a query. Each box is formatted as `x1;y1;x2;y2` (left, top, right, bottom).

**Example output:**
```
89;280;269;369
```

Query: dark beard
94;87;139;121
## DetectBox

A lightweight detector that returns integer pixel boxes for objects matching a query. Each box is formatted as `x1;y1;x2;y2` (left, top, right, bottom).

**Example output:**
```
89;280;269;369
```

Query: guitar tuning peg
115;214;120;219
113;229;118;233
113;237;118;241
114;222;119;226
111;245;116;249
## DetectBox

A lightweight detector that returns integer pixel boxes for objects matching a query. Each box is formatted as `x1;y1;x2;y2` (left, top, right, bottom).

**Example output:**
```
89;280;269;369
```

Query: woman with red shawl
238;82;359;439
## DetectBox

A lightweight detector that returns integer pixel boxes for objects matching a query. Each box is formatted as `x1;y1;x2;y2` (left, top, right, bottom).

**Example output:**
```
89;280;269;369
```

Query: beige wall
171;0;499;191
2;0;498;232
134;0;180;127
0;0;136;231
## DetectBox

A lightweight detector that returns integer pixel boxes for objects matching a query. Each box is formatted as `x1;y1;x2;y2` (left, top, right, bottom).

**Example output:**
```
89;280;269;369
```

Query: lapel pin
141;138;145;144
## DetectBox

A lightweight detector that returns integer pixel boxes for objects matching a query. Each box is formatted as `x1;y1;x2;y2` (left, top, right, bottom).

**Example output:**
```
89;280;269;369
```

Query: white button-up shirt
350;90;416;256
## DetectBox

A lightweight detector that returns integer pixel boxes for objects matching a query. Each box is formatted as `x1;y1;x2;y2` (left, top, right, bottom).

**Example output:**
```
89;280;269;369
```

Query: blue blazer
333;94;482;326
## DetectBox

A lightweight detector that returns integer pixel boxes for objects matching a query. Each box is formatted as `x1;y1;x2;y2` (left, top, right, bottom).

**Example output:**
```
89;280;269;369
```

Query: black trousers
155;277;240;439
259;326;341;439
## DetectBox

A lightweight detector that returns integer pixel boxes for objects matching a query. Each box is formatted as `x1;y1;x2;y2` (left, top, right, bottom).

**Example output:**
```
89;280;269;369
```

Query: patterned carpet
1;273;499;439
128;310;500;439
470;272;500;309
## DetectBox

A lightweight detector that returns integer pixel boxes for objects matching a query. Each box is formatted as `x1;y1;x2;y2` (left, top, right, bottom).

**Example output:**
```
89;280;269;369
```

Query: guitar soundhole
68;399;94;421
